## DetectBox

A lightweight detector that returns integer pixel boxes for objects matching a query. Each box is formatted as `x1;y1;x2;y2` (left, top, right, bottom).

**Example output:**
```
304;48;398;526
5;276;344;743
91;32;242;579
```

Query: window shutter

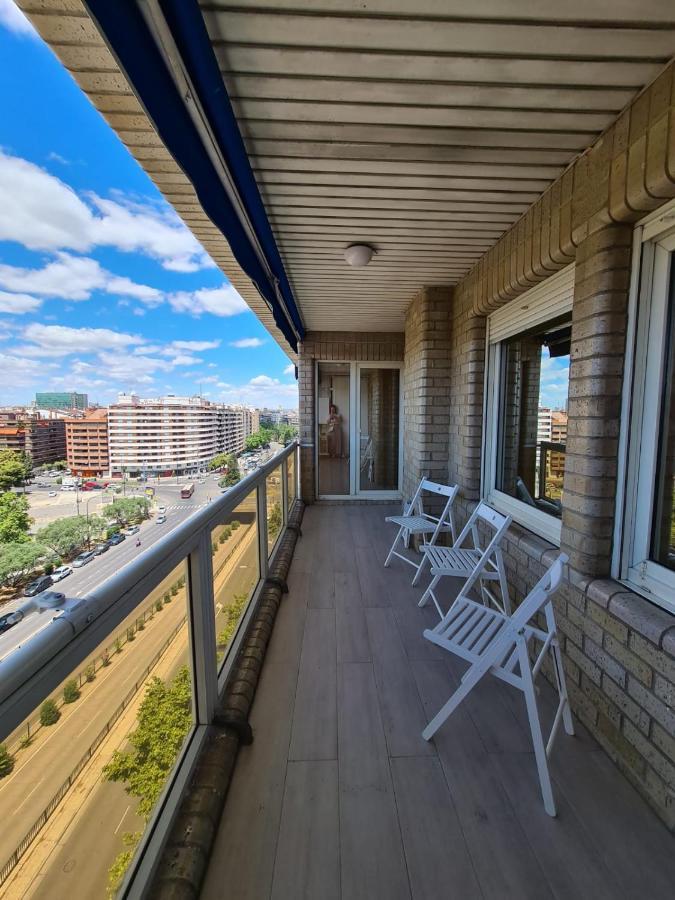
488;265;575;344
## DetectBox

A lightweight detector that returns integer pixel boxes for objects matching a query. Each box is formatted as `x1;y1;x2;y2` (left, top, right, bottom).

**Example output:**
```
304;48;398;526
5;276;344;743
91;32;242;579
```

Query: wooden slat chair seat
419;502;511;619
422;554;574;816
384;478;459;585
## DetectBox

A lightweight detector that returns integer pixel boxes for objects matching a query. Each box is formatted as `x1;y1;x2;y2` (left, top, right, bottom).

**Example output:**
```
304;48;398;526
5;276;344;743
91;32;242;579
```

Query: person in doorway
326;403;343;458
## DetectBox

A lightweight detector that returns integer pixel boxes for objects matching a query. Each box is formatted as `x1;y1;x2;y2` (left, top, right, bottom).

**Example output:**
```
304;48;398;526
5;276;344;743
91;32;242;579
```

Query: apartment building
107;395;254;476
0;410;66;467
64;408;109;477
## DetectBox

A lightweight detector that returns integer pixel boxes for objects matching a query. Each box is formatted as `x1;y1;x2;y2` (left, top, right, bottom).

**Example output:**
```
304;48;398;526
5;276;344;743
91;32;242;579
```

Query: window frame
482;265;575;546
618;205;675;615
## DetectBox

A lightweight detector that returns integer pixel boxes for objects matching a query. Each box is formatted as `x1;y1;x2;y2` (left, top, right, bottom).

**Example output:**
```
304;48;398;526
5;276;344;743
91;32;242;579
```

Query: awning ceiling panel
202;0;675;331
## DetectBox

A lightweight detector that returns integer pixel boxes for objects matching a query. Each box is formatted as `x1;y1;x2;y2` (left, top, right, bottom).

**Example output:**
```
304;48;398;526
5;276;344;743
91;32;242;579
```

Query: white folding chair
422;553;574;816
384;478;459;585
418;502;511;618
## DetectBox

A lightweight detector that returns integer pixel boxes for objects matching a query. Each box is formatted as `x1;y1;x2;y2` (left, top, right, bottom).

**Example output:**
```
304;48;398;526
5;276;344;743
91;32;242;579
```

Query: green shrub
114;638;122;655
40;699;60;726
218;532;227;545
137;619;145;631
84;664;96;683
231;520;240;531
163;592;171;604
177;576;185;588
171;584;179;596
19;732;32;749
63;679;80;704
101;651;111;667
127;628;135;643
155;598;163;612
0;744;15;779
44;562;54;575
212;542;218;554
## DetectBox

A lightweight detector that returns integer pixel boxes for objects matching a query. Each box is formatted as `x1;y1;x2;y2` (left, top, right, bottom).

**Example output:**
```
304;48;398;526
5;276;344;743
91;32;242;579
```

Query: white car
157;506;166;514
156;515;167;524
51;565;72;582
48;490;57;497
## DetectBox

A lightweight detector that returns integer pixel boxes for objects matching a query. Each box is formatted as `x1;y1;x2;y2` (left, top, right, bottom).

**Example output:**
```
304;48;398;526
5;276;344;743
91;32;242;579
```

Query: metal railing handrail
0;441;298;741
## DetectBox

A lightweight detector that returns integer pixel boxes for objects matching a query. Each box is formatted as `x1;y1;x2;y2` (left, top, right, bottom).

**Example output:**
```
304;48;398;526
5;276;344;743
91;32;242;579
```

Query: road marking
215;603;222;614
114;805;131;835
13;777;45;814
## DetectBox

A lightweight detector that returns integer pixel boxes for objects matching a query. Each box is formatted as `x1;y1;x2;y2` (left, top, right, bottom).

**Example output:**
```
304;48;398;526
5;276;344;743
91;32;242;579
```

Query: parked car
158;506;166;514
24;575;53;596
0;610;24;633
37;591;66;608
92;541;110;555
125;525;140;536
48;491;57;497
51;565;72;582
72;551;95;568
108;532;125;545
156;514;167;524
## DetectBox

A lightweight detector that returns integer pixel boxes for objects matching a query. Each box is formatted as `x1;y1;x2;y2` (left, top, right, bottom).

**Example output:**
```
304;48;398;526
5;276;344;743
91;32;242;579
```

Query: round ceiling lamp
344;243;375;267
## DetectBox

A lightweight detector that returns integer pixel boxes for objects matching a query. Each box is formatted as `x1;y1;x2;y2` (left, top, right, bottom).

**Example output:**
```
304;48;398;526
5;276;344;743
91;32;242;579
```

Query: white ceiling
204;0;675;330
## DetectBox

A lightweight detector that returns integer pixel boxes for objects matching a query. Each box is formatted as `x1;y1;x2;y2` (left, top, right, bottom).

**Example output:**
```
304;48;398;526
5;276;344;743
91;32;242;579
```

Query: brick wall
298;331;404;503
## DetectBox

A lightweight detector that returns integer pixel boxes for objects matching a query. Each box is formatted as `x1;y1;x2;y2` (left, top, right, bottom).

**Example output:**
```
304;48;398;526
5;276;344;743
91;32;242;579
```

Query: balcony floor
203;503;675;900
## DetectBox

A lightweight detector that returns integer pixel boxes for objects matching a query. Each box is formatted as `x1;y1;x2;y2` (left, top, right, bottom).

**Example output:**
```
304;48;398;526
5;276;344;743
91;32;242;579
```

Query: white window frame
617;200;675;614
482;265;575;545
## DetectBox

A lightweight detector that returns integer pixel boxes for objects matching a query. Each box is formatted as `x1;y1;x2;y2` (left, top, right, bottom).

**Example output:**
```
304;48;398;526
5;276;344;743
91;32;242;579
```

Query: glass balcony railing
0;442;300;897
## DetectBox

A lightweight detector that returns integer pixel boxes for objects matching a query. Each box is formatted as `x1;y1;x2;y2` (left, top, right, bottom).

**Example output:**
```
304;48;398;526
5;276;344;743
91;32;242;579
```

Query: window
484;266;574;544
621;210;675;613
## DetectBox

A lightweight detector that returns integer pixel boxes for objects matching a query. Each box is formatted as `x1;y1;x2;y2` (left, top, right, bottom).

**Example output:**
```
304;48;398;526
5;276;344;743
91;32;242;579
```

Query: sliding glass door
358;365;401;493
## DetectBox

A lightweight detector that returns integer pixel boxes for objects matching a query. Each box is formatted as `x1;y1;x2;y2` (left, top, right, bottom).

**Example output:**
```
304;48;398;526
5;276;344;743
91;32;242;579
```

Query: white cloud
46;151;69;166
0;290;41;313
168;284;248;318
229;337;264;348
0;151;212;271
218;374;298;407
0;1;37;37
18;323;145;357
169;339;220;352
167;353;202;367
283;363;295;376
0;252;161;303
96;351;172;385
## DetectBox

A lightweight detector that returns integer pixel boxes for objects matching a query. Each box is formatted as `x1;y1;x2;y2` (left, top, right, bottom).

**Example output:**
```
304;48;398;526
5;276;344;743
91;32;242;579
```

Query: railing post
281;456;289;526
257;479;269;578
187;530;218;725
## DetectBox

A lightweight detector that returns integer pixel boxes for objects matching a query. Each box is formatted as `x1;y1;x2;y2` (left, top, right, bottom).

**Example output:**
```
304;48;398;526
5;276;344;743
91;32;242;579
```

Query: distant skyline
0;2;298;409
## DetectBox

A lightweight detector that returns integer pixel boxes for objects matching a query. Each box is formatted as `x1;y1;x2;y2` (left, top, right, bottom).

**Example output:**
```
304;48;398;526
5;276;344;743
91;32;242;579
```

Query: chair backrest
456;501;510;553
508;554;568;633
409;477;459;543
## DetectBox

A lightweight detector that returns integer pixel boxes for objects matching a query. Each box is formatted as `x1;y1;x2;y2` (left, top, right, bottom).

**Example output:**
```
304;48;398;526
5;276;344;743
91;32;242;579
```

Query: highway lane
23;534;259;899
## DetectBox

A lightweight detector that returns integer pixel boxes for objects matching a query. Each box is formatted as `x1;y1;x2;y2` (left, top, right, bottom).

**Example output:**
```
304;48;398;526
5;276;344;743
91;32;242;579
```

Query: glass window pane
359;367;400;491
651;264;675;572
496;316;571;518
211;490;259;668
266;466;283;556
318;362;350;495
0;560;192;897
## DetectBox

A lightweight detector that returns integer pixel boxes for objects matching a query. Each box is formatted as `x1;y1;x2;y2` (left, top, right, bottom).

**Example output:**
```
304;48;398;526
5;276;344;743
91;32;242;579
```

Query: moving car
158;506;166;514
156;515;167;524
0;610;24;633
24;575;53;596
48;491;57;497
108;532;125;545
51;565;72;582
72;551;95;568
125;525;140;536
37;591;66;608
92;541;110;555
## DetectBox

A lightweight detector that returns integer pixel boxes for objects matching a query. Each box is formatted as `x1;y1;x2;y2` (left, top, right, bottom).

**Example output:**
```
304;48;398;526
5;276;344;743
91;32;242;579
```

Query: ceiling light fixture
344;243;375;267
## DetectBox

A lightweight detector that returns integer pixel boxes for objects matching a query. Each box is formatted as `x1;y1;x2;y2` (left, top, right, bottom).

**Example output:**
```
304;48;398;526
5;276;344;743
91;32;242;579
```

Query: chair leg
412;549;429;586
551;638;575;737
422;660;489;741
384;526;404;568
518;637;557;817
418;573;440;608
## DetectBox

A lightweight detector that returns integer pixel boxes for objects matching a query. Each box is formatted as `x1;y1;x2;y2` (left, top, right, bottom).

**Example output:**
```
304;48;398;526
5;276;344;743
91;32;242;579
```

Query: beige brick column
402;286;452;500
561;224;633;576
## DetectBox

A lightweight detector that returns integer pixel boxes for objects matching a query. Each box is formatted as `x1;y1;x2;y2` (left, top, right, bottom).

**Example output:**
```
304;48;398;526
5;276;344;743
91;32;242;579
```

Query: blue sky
539;348;570;410
0;2;297;408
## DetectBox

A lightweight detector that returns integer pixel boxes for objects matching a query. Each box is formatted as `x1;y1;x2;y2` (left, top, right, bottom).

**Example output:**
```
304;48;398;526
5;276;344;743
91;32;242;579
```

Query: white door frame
315;360;403;500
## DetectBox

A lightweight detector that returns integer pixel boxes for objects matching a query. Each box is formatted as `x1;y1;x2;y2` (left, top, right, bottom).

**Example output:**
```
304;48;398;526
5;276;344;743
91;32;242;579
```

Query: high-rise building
107;395;255;476
35;391;89;411
65;409;109;476
0;411;66;467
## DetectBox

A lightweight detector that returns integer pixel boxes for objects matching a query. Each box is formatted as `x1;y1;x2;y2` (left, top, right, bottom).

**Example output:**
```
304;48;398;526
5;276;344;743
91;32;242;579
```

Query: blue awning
86;0;304;352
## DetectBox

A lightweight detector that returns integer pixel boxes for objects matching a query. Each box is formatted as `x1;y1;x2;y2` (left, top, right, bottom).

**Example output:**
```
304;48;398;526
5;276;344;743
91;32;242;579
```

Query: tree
63;679;80;703
0;542;51;588
0;743;15;779
107;831;141;898
219;456;240;489
36;515;102;559
244;427;275;452
103;666;192;819
217;592;249;652
267;502;282;541
207;452;229;471
40;699;60;726
106;497;150;526
0;492;31;543
0;450;28;491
